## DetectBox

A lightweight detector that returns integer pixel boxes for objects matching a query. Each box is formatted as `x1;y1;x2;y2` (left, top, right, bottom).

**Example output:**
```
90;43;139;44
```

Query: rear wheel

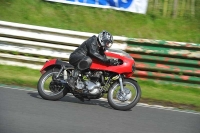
37;69;69;100
108;78;141;111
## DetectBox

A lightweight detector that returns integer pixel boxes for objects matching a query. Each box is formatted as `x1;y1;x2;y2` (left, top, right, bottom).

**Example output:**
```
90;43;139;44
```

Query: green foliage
0;0;199;43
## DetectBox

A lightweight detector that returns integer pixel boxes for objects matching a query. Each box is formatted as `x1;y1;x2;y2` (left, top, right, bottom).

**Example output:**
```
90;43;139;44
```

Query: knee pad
77;56;92;71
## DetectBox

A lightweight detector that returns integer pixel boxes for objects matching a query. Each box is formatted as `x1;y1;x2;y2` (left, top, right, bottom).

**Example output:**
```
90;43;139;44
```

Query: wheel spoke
41;72;64;96
110;81;138;106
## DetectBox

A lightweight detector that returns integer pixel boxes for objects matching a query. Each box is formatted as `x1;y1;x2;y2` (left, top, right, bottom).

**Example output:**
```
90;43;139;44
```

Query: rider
68;30;118;88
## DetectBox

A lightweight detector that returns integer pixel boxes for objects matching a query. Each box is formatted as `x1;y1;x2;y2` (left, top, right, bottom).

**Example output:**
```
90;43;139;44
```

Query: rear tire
108;78;141;111
37;69;68;101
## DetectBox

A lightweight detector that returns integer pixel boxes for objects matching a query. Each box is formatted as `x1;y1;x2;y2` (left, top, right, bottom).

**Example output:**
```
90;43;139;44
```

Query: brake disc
49;81;64;93
116;88;132;102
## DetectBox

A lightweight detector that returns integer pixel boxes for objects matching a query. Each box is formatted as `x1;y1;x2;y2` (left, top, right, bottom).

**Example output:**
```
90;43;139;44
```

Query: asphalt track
0;86;200;133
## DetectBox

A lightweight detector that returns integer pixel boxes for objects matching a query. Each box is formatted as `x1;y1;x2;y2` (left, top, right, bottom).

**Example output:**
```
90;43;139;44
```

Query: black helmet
98;30;113;49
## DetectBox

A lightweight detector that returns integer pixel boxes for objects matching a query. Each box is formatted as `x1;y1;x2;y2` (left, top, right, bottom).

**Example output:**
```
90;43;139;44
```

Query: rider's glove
109;59;118;66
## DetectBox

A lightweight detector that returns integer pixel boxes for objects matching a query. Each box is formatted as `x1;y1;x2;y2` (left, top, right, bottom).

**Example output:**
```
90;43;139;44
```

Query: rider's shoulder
86;35;97;44
91;35;97;39
87;35;96;40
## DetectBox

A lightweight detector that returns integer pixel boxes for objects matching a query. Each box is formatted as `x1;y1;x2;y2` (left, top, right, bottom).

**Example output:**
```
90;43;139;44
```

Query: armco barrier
0;21;127;69
0;21;199;85
127;38;200;85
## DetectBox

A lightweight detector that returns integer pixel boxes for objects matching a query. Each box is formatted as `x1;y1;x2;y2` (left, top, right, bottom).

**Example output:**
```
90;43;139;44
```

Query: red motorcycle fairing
40;50;134;78
40;59;73;74
40;59;57;74
90;51;134;78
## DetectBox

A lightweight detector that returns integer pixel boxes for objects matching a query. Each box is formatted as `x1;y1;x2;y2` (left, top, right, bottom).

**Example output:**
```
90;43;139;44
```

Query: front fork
119;74;125;94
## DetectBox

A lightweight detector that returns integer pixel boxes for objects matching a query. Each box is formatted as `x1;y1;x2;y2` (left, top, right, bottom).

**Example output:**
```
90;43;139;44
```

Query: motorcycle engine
74;71;103;95
85;81;101;95
75;80;101;95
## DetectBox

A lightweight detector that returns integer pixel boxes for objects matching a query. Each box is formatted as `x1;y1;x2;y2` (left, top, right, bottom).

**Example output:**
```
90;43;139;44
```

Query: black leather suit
69;35;110;70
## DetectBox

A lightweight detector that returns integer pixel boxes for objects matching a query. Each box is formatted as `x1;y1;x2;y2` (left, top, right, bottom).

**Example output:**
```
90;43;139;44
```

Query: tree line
147;0;199;18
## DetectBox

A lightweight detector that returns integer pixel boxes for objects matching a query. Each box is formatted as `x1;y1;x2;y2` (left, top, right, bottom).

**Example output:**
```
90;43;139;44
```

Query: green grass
0;64;200;111
139;80;200;110
0;0;199;43
0;65;40;87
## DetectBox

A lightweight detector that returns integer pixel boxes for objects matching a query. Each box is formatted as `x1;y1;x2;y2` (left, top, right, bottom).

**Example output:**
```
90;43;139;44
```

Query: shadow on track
27;92;114;110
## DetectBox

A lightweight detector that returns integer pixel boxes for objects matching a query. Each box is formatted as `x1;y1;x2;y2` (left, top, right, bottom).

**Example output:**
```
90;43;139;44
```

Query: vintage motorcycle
37;49;141;111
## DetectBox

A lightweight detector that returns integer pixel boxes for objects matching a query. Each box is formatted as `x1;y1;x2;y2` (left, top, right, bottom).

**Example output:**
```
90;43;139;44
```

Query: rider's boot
67;77;76;89
67;69;80;89
76;95;84;102
67;69;85;102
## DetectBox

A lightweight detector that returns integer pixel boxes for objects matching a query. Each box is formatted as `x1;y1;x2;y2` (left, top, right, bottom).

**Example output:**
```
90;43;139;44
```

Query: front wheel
108;78;141;111
37;68;68;101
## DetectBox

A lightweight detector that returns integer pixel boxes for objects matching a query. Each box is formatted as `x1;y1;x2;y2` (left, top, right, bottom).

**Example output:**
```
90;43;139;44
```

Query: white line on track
1;84;200;115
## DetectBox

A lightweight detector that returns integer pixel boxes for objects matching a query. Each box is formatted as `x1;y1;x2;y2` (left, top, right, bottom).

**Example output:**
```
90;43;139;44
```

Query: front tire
108;78;141;111
37;69;68;101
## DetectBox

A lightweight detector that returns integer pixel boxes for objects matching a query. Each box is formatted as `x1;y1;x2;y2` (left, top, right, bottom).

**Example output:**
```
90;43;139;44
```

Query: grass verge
0;0;199;43
1;64;200;111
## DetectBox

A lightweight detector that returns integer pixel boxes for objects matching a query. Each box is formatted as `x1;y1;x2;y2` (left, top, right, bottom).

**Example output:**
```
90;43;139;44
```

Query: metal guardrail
127;39;200;85
0;21;127;69
0;21;199;85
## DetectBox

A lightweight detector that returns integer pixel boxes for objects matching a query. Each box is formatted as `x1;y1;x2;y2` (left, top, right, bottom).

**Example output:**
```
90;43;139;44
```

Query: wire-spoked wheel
37;69;69;101
108;78;141;111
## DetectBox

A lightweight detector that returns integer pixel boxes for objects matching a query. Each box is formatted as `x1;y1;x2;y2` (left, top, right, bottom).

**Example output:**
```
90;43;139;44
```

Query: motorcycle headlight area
132;63;136;72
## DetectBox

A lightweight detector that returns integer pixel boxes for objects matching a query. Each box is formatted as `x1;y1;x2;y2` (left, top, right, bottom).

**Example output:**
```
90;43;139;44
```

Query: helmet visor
106;42;112;48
